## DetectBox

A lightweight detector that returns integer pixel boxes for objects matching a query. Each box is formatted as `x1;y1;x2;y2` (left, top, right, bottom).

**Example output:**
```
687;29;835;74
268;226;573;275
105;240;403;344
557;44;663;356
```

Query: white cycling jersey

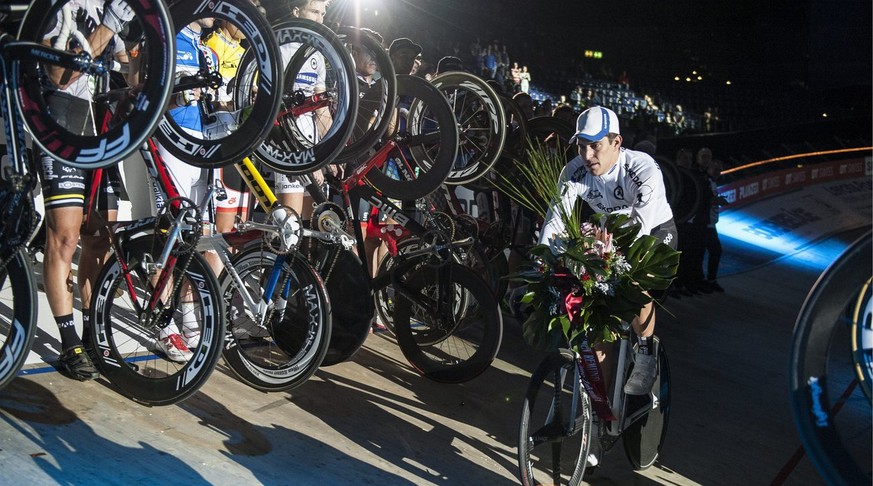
539;147;673;245
43;0;125;100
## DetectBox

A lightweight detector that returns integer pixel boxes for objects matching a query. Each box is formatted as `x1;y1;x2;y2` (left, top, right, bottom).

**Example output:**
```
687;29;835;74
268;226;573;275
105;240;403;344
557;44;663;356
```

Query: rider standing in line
37;0;134;380
539;106;678;395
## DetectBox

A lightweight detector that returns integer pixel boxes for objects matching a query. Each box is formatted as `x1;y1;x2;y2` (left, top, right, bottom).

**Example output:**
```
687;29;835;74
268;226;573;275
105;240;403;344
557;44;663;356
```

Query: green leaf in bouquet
522;305;563;352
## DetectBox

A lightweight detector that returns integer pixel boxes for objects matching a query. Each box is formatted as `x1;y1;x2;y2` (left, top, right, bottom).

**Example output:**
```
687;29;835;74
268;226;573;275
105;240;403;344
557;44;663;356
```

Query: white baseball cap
570;106;620;143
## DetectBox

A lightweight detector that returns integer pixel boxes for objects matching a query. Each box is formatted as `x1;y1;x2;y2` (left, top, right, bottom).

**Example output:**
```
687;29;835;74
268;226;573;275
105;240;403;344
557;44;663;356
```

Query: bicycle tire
333;26;397;163
220;247;331;392
375;234;496;335
307;241;373;367
153;0;282;168
789;230;872;485
392;261;502;383
518;349;592;486
366;74;458;200
852;277;872;403
428;72;507;186
254;19;358;174
0;249;37;390
622;337;671;470
463;94;528;192
90;233;225;406
672;166;705;224
17;0;174;168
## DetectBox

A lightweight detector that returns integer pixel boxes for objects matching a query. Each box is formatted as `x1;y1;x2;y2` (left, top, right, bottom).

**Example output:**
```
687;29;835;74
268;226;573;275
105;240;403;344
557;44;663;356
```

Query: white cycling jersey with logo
280;42;326;145
539;147;673;244
43;0;125;100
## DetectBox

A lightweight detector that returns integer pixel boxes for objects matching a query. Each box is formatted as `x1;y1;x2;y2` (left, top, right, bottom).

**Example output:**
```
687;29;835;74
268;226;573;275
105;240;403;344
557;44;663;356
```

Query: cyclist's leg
150;140;212;356
78;166;123;339
39;162;100;380
626;219;678;395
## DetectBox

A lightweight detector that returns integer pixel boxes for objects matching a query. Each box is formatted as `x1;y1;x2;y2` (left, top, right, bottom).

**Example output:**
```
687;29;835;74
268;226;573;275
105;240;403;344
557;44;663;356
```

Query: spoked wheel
367;75;459;200
392;261;503;383
789;231;872;485
622;337;671;470
374;233;497;334
153;0;281;167
429;72;507;185
519;349;593;486
17;0;174;168
220;248;331;392
334;26;397;163
255;19;358;174
0;249;37;390
90;234;225;406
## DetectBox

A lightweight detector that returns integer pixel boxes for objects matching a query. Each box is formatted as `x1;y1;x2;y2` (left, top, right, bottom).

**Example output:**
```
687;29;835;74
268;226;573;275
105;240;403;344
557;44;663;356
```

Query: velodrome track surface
0;180;870;485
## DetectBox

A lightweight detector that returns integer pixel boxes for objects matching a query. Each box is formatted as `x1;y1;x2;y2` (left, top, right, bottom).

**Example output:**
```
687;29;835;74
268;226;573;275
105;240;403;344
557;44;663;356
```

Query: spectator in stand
570;85;583;109
484;44;498;79
704;159;726;292
519;65;531;94
510;62;521;92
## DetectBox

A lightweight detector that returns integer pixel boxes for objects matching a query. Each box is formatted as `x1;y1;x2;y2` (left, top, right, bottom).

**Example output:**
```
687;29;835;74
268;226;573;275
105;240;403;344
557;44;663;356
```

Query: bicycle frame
572;329;660;439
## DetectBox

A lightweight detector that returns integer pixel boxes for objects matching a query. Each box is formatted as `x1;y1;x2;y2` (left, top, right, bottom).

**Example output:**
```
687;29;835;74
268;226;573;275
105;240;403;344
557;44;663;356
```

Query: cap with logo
570;106;620;144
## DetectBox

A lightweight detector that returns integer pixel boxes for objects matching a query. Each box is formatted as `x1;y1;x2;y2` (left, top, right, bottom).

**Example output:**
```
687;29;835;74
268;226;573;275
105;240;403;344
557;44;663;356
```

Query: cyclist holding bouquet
539;106;677;395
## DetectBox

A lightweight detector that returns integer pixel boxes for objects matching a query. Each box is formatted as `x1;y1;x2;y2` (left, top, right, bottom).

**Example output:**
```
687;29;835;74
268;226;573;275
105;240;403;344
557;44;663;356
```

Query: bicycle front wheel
0;249;37;390
220;248;331;392
392;261;502;383
366;74;458;200
255;19;358;174
154;0;283;167
789;231;872;485
519;349;592;486
90;234;225;406
430;71;506;185
17;0;174;168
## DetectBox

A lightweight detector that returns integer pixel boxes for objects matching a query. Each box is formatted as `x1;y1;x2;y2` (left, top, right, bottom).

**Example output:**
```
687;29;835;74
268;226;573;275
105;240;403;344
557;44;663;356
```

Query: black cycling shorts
650;218;678;250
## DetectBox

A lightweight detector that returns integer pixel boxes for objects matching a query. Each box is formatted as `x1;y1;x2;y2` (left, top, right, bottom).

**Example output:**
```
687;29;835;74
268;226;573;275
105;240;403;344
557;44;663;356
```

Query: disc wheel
622;338;671;470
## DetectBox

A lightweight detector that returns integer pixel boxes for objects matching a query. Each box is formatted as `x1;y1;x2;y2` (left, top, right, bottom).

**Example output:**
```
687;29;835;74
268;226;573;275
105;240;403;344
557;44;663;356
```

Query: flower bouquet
510;213;679;352
495;142;680;352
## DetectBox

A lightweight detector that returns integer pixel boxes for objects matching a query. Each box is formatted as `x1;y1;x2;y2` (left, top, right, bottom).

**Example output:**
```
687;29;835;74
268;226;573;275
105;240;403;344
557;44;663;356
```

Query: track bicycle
518;324;671;485
135;129;341;392
0;0;174;390
789;230;872;485
304;75;504;383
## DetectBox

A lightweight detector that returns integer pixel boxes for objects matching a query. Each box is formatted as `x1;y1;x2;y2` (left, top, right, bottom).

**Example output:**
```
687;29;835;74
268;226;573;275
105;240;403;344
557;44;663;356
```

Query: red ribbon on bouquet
564;293;584;326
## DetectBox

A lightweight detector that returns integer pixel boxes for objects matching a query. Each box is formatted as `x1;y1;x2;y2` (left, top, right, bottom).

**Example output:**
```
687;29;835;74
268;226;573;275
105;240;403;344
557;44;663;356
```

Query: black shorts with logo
37;92;124;211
